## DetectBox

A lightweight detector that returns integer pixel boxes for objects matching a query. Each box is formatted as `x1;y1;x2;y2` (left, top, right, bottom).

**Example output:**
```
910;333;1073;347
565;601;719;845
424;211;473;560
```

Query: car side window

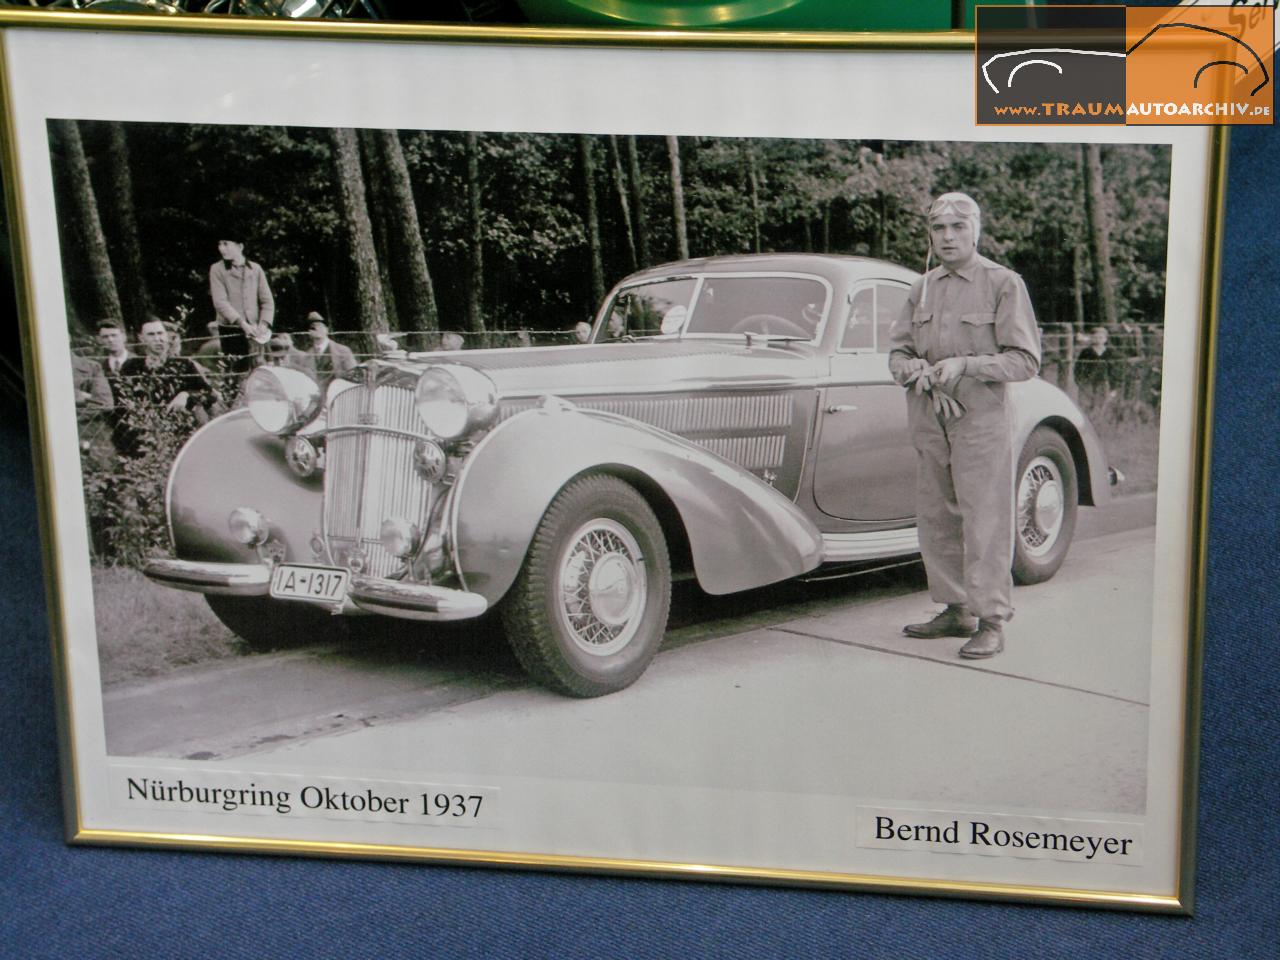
875;283;909;353
840;287;875;351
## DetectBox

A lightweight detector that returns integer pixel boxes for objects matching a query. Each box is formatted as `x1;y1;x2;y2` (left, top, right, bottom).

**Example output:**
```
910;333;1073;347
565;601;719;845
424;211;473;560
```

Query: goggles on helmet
928;193;980;221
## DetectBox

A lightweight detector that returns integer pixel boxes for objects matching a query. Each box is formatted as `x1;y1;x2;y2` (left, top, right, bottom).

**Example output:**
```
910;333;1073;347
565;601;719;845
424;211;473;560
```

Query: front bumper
348;576;489;622
143;558;488;622
143;558;271;596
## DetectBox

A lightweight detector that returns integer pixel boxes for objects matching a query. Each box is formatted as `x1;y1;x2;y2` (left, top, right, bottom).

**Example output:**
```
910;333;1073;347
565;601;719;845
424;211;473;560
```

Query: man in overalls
886;192;1041;659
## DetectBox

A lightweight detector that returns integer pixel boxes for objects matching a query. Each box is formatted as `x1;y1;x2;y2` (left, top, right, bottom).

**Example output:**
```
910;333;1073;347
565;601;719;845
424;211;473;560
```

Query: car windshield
602;274;828;342
686;276;827;339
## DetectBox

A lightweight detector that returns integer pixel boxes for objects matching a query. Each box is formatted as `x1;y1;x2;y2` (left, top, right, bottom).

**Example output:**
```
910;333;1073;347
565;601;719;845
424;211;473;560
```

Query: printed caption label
112;765;496;828
857;807;1143;865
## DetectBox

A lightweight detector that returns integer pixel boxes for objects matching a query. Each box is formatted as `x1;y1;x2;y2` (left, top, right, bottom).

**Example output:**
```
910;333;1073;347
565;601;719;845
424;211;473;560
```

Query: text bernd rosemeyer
856;807;1142;865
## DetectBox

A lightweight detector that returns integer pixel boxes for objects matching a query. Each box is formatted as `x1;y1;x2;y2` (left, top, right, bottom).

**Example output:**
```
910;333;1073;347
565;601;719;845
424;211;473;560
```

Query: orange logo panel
1126;6;1273;125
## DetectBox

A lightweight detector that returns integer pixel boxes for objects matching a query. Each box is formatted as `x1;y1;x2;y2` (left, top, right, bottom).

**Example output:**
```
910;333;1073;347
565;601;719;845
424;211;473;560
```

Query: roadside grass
93;565;242;687
1090;407;1161;495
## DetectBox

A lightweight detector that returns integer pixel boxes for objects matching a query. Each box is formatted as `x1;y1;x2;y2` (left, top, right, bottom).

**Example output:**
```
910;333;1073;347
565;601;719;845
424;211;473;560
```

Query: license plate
270;564;349;605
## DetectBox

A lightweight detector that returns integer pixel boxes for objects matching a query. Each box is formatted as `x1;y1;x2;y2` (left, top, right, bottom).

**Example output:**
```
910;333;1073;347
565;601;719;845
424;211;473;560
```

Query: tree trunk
372;129;438;333
51;119;120;330
874;193;887;259
606;135;638;272
357;129;400;332
1083;143;1118;329
464;131;486;336
625;135;650;266
578;135;606;307
666;135;689;260
327;127;387;342
744;142;762;254
97;122;152;325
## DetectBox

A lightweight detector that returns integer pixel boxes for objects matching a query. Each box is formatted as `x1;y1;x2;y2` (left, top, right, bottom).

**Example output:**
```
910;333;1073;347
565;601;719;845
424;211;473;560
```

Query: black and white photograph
2;21;1217;908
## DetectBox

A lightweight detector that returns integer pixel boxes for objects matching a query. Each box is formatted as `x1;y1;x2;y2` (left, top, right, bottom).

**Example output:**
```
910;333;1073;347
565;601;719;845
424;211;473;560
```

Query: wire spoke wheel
1017;455;1065;558
556;519;647;658
1012;427;1078;585
502;474;671;698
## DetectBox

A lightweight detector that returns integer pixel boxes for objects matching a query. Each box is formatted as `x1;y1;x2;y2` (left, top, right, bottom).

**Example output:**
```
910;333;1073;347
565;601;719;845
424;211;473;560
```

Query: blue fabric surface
2;125;1277;959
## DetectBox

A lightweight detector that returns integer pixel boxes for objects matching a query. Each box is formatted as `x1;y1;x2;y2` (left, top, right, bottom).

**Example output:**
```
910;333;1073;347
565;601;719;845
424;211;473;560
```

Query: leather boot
903;604;978;639
959;619;1005;659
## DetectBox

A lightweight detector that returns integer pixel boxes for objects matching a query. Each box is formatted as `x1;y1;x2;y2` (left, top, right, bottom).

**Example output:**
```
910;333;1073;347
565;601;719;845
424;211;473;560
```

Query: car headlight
413;364;498;441
245;366;322;435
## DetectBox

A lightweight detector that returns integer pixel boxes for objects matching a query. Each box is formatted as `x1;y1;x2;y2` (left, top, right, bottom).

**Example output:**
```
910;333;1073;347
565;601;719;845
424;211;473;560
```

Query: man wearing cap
209;234;274;375
306;312;356;388
266;332;317;378
886;192;1041;659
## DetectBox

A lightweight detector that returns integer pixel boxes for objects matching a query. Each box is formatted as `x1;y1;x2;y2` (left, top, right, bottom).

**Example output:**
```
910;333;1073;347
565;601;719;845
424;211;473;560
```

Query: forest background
48;122;1171;352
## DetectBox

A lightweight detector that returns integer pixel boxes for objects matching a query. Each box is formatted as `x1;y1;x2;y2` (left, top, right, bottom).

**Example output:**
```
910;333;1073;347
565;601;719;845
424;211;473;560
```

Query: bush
81;397;200;568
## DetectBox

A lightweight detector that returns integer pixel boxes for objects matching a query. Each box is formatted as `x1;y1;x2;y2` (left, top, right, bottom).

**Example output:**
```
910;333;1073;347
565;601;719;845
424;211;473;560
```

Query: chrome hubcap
556;519;646;657
1017;456;1065;558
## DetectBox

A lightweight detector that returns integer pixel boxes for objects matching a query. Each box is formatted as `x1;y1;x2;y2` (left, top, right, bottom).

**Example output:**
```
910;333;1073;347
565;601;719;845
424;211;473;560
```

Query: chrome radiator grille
323;384;434;579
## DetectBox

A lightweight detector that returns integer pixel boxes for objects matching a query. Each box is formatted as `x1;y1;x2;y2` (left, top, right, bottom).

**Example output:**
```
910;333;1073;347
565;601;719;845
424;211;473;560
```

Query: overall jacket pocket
911;309;933;356
959;311;998;355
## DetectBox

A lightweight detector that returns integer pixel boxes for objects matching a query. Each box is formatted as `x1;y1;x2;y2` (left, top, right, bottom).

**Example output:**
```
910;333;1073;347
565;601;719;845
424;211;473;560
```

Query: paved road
104;495;1155;813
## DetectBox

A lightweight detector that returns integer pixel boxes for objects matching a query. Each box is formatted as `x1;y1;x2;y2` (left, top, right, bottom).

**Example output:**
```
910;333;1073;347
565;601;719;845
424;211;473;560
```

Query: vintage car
144;254;1113;697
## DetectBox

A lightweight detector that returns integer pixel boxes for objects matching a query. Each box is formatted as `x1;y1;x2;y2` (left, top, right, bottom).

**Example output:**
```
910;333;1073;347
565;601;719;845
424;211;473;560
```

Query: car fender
1009;379;1111;507
167;408;323;564
449;402;824;603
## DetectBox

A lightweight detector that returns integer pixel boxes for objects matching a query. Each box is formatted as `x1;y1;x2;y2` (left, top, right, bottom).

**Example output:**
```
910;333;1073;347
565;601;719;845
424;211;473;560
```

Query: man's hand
932;356;967;387
165;391;190;413
899;357;929;387
931;390;966;420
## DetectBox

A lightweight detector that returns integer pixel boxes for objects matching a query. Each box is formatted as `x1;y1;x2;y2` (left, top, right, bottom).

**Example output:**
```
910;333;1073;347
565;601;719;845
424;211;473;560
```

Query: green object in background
514;0;1043;30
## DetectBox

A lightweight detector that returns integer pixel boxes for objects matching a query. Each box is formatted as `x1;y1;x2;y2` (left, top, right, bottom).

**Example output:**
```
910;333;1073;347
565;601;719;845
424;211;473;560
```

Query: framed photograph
0;10;1220;910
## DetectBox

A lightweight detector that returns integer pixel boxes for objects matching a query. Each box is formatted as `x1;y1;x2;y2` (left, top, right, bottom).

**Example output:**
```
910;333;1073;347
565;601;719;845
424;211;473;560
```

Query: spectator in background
96;319;133;399
306;313;356;388
1075;325;1117;411
209;232;274;375
115;317;213;456
72;353;113;428
573;321;592;344
440;331;464;352
266;332;317;378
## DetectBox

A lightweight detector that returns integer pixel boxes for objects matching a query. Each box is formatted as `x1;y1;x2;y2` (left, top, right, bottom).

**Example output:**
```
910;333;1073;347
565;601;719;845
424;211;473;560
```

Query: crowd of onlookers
72;235;594;461
72;311;367;459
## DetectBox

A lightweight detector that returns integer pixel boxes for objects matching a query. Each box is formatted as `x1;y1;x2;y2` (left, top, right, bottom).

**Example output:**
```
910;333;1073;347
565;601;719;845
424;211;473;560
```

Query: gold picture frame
0;8;1221;911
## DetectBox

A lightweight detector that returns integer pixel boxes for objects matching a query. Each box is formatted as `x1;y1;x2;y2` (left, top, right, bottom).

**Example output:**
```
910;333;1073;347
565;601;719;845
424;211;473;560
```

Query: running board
821;527;920;563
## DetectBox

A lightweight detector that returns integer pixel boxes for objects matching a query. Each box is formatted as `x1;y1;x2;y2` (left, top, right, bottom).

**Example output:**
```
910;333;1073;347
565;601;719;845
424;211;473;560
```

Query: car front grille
323;383;435;579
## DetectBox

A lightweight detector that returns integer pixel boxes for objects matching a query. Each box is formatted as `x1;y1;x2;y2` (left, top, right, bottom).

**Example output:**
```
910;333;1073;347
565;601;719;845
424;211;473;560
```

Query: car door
812;280;916;522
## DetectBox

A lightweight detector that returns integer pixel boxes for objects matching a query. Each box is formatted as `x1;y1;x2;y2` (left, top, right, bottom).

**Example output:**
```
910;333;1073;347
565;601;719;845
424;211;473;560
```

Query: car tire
1012;426;1078;585
502;474;671;698
204;594;345;651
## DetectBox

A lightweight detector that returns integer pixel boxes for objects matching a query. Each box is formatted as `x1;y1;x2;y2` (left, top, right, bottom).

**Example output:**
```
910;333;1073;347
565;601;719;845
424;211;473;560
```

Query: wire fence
1037;325;1163;424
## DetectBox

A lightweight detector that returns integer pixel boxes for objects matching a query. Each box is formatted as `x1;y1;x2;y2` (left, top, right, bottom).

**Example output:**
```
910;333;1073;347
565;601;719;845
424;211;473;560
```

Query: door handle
826;404;859;414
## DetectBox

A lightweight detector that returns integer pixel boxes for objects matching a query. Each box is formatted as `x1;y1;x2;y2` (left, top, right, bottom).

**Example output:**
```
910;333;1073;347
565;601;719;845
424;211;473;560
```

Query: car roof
615;253;918;288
